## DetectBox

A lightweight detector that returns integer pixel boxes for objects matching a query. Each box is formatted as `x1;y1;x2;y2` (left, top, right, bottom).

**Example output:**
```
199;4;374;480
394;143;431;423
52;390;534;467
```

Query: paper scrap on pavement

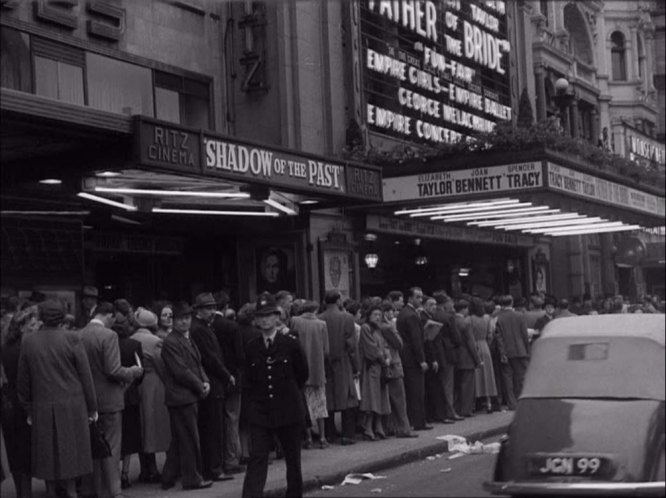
321;485;335;490
426;456;436;461
448;452;465;460
440;468;452;473
483;442;501;454
341;473;387;486
370;489;382;493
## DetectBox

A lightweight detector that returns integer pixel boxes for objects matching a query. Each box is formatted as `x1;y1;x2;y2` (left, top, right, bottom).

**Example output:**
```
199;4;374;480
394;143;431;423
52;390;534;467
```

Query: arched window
611;31;627;81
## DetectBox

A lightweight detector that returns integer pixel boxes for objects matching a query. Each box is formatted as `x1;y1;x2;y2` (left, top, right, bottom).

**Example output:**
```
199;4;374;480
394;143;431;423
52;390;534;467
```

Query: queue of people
0;285;663;498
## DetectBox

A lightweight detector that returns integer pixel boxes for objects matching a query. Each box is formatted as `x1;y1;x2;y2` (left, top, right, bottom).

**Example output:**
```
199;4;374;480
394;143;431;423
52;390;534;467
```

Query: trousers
162;403;204;488
223;390;242;467
198;395;224;479
501;357;529;410
82;411;122;498
403;367;426;429
242;423;303;498
386;377;411;435
455;369;476;416
324;409;356;440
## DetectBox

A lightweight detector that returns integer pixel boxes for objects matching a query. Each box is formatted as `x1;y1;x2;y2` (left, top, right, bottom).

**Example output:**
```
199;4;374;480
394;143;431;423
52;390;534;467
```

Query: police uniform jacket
242;331;309;428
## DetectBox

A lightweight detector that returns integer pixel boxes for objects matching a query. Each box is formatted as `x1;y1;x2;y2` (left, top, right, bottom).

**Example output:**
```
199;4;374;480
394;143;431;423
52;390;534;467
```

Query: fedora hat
134;307;158;328
193;292;217;309
172;301;193;318
255;294;280;316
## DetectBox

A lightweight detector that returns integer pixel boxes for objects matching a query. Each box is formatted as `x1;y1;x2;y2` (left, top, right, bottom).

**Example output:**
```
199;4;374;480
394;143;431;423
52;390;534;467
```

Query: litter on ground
321;485;335;490
370;488;382;493
426;456;436;461
440;468;453;473
341;473;388;486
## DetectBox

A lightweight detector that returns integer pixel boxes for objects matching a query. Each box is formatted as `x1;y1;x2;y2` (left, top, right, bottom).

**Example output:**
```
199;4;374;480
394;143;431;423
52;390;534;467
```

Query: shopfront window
86;52;153;116
0;27;32;93
154;70;211;129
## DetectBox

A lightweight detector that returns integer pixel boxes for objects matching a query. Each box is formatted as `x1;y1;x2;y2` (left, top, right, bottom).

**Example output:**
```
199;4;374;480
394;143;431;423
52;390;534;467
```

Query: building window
32;37;85;106
637;34;644;79
611;31;627;81
1;27;32;93
154;70;211;129
86;52;153;116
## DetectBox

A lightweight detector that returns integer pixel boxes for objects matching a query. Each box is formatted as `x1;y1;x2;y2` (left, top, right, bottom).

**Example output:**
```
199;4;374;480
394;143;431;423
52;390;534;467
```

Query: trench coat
17;327;97;480
358;323;391;415
291;313;329;387
318;307;359;411
130;328;171;453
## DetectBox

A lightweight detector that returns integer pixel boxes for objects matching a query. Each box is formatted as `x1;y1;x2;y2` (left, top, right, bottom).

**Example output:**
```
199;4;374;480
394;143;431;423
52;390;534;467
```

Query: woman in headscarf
130;306;171;483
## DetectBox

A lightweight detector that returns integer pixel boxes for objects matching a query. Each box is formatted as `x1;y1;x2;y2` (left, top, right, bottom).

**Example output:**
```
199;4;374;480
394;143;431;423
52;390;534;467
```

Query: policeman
241;294;309;498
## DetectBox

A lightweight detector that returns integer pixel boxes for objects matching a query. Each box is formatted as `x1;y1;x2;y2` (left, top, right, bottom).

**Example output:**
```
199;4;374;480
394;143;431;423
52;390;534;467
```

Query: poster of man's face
324;250;350;299
256;246;295;294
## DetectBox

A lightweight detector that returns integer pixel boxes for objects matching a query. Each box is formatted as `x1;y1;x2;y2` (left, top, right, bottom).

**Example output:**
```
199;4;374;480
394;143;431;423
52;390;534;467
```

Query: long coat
130;328;171;453
495;308;530;359
358;323;390;415
380;321;404;379
453;314;481;370
396;304;425;369
318;307;359;411
470;315;497;397
291;313;329;387
17;327;97;480
190;316;232;399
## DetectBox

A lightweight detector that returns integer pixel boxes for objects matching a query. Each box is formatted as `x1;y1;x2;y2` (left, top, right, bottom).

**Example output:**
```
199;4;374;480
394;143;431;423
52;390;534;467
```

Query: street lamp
552;77;574;135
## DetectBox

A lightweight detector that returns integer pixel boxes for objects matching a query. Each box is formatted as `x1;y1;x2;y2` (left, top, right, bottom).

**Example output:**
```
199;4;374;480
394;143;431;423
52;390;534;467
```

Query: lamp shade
364;252;379;268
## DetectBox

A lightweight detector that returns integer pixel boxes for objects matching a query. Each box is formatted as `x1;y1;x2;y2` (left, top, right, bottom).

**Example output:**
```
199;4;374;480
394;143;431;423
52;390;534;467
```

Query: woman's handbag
90;420;112;459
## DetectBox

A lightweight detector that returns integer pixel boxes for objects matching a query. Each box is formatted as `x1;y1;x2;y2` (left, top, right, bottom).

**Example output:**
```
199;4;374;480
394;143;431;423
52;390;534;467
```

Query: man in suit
190;292;235;483
396;287;431;431
242;295;309;498
495;295;530;410
318;290;359;445
76;285;98;329
161;302;213;491
431;291;464;421
453;299;481;417
212;290;245;474
79;301;143;498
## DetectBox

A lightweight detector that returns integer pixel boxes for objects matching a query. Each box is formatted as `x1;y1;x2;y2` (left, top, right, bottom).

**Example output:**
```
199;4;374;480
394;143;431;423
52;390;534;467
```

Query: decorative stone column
569;97;580;139
535;64;547;121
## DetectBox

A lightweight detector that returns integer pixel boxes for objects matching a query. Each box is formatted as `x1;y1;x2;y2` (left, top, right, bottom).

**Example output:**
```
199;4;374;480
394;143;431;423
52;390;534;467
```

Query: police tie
265;337;273;350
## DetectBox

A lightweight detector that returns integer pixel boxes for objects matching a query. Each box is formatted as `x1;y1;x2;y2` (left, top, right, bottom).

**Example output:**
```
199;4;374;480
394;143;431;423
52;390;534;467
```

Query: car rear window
568;342;609;361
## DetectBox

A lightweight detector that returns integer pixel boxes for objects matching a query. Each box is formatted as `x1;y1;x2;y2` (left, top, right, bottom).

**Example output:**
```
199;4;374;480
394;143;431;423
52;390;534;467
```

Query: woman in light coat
358;305;391;440
130;307;171;482
291;301;330;449
470;299;497;413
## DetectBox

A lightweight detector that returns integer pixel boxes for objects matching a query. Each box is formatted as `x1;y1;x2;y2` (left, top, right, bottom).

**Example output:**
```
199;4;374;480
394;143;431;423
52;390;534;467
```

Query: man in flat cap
242;294;309;498
189;292;235;483
160;302;213;491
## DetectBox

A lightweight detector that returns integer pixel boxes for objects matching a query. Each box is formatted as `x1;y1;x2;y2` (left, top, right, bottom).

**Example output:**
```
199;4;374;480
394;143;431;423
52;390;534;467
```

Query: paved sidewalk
1;411;512;498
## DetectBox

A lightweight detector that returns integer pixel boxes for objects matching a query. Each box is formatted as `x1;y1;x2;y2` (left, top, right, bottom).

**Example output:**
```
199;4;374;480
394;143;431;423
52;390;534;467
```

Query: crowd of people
0;285;663;498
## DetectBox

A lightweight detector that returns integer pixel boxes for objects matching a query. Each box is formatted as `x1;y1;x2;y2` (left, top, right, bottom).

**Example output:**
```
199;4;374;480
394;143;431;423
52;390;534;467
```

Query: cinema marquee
358;0;512;147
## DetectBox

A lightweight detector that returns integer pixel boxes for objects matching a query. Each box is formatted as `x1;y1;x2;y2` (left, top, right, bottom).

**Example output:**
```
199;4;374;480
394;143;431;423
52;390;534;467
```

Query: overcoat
130;328;171;452
242;332;309;428
318;307;359;411
17;327;97;480
454;314;481;370
396;304;425;369
291;313;329;387
190;316;232;399
495;308;530;359
358;323;390;415
470;315;497;397
161;331;209;407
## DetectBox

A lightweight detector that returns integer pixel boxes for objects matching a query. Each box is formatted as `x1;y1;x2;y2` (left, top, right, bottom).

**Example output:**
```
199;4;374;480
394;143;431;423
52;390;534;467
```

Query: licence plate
528;456;610;478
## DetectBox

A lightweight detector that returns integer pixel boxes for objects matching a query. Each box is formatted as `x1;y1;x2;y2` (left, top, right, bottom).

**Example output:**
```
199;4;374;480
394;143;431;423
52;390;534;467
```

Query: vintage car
484;314;665;496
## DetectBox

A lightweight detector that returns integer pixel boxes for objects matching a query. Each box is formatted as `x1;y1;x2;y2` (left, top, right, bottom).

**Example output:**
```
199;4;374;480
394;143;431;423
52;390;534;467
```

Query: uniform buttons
268;385;273;390
268;366;272;370
269;394;274;399
268;375;272;380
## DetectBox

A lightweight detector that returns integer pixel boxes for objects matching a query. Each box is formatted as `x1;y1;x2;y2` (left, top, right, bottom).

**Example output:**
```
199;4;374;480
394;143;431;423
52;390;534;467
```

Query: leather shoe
453;415;465;421
183;480;213;490
339;437;356;445
414;425;434;431
161;481;175;490
441;419;456;424
396;433;418;438
211;474;234;482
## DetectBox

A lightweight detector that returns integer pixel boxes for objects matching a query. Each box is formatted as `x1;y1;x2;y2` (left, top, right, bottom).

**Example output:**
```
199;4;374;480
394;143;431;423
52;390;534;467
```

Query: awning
380;153;664;237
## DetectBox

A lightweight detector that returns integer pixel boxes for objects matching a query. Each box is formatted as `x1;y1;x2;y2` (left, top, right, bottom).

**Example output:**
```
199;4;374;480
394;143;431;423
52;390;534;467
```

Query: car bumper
483;480;666;496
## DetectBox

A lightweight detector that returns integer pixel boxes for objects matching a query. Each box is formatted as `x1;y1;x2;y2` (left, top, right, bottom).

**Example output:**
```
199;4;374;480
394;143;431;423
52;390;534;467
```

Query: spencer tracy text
416;170;541;197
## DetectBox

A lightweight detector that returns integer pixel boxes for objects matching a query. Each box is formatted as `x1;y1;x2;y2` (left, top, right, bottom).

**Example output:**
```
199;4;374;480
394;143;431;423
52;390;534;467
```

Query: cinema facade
1;0;664;308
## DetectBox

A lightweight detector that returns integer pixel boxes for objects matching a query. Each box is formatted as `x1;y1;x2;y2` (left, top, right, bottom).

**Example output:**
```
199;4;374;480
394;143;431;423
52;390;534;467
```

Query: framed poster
255;244;297;295
319;233;357;301
532;249;550;295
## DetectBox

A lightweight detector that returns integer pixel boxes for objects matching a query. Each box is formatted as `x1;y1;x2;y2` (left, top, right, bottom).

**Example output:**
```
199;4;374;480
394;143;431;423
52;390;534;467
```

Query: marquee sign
134;117;383;202
359;0;512;146
383;161;543;202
